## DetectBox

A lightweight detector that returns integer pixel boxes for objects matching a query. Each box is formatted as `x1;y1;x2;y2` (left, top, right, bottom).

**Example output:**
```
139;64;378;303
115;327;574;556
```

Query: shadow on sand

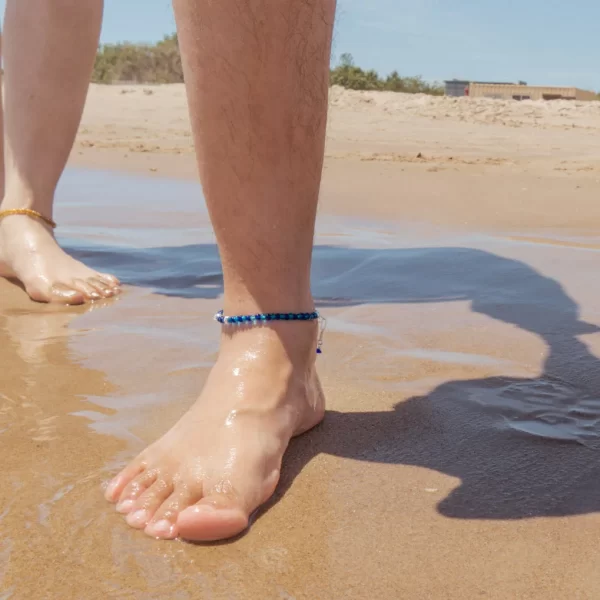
68;240;600;521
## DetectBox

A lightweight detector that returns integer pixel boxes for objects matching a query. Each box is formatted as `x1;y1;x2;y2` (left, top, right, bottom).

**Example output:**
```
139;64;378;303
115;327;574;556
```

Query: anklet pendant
317;315;327;354
214;310;326;354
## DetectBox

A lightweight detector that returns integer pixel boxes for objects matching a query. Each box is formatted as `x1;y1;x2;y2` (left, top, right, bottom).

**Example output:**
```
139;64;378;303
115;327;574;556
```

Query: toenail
116;499;134;513
90;292;101;299
127;509;150;526
149;520;174;536
192;504;216;513
105;480;119;498
56;289;80;299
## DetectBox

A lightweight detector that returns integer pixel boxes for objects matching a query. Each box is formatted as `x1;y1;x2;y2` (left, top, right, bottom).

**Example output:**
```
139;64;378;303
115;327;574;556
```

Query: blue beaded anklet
214;309;326;353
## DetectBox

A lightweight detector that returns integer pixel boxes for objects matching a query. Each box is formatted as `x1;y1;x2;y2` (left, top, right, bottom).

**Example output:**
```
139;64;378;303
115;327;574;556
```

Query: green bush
93;34;183;84
330;53;443;95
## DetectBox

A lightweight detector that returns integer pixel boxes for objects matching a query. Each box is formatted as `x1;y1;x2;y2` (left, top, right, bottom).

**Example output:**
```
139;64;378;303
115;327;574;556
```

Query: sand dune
75;84;600;177
329;85;600;130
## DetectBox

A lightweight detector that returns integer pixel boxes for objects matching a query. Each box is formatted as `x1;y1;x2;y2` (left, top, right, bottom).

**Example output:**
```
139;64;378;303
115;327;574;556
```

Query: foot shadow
282;246;600;521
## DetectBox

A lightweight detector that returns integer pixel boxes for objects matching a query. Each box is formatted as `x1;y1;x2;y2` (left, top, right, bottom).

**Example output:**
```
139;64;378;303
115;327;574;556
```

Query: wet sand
3;87;600;598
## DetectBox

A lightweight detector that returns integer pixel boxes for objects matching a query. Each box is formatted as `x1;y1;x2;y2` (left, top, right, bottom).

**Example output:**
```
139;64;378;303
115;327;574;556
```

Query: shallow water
2;168;600;598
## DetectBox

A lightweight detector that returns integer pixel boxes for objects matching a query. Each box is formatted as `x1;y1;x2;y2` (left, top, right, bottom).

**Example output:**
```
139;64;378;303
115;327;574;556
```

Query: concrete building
444;79;596;101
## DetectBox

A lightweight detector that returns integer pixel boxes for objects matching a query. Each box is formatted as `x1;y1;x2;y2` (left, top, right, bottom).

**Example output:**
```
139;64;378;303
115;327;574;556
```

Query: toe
125;479;173;530
114;471;158;512
71;278;102;301
99;273;121;289
144;488;198;540
88;277;115;298
176;494;250;542
105;462;145;502
29;282;86;305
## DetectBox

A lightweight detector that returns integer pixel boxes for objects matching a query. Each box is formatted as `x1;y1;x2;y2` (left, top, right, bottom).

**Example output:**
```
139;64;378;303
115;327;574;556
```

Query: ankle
218;314;320;367
1;187;53;217
0;211;56;235
222;290;315;317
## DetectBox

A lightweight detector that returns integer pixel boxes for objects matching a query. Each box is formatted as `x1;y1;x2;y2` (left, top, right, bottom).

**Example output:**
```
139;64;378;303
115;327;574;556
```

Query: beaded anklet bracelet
214;310;326;354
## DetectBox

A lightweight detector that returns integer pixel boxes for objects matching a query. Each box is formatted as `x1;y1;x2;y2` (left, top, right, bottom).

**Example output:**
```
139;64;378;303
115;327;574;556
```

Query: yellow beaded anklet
0;208;56;229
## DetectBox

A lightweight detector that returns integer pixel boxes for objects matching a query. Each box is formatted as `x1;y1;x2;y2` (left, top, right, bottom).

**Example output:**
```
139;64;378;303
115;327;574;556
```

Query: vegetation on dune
330;53;444;95
93;39;443;96
92;34;183;84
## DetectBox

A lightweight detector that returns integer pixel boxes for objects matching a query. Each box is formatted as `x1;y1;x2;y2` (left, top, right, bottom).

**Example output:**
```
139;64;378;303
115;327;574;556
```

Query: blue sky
2;0;599;89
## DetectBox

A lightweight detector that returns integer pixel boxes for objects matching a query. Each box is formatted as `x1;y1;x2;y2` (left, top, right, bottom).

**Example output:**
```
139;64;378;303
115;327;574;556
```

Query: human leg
105;0;336;541
0;0;120;303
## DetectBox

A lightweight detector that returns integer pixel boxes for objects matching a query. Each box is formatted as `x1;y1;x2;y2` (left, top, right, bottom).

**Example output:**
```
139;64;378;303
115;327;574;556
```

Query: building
444;79;596;101
444;79;471;97
444;79;516;97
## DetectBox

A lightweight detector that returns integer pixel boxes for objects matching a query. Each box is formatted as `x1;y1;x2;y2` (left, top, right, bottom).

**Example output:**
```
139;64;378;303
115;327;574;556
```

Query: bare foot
105;320;324;541
0;215;120;304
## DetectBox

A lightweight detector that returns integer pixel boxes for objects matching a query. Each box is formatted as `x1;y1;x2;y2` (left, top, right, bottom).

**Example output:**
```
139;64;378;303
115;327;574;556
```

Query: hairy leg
105;0;336;541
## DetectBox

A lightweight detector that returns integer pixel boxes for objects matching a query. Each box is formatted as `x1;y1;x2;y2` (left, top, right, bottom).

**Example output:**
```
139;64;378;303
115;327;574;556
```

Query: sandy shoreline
3;85;600;598
72;84;600;231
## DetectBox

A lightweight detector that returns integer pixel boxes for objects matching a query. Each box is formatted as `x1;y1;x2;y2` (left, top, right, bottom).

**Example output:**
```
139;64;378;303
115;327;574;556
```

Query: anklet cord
0;209;57;229
214;310;326;354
